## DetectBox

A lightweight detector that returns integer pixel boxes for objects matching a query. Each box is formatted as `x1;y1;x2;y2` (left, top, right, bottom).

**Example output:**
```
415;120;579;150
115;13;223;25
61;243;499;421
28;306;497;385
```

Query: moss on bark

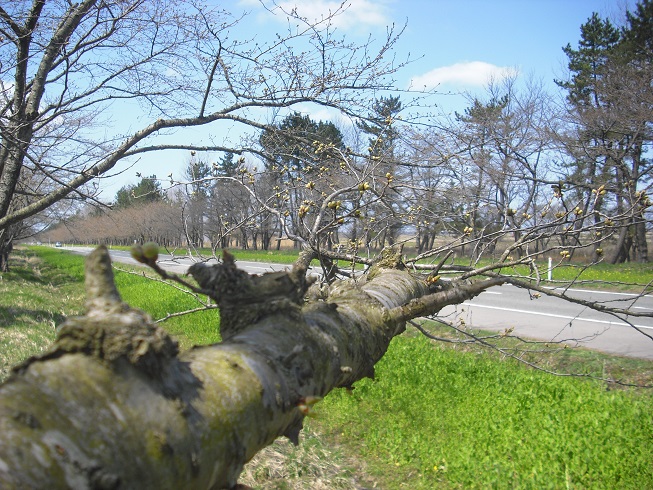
0;246;495;489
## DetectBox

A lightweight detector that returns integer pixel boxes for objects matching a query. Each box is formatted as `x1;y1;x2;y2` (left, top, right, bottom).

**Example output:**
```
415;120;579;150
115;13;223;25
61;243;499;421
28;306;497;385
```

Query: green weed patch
35;247;222;350
311;335;653;489
0;248;85;381
0;246;219;383
107;266;220;349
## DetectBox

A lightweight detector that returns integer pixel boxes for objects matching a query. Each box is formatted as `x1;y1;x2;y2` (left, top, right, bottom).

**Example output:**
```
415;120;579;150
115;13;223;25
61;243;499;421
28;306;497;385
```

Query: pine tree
114;176;164;209
356;96;402;160
558;5;652;263
259;112;345;244
355;96;404;248
214;152;240;177
260;112;344;172
556;13;621;107
622;0;653;61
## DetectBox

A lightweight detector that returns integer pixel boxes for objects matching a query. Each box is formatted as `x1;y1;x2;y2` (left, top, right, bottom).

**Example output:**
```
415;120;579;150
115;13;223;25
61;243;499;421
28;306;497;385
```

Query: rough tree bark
0;246;502;489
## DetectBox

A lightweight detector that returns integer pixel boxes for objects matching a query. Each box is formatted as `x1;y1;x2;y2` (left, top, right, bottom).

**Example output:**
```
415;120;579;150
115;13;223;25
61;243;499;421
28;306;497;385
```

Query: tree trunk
0;246;500;489
634;215;649;262
610;223;633;264
0;231;12;272
0;247;9;272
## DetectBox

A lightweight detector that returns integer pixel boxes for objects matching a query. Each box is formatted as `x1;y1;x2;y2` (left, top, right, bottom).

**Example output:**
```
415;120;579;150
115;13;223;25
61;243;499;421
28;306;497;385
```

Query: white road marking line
460;302;653;330
546;286;652;298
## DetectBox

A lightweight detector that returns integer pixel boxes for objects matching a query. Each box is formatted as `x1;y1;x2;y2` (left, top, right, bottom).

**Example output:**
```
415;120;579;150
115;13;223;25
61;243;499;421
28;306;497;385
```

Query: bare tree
0;0;407;266
205;152;254;250
44;200;184;247
5;80;653;487
1;215;652;488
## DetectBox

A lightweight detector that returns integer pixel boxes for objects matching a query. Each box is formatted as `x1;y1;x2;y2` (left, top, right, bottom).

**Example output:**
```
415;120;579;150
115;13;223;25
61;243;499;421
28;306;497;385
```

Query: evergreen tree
259;112;345;244
185;160;212;198
356;96;402;160
556;13;621;107
260;112;344;172
213;152;241;177
182;158;212;248
355;96;404;248
622;0;653;61
114;176;164;209
557;4;652;263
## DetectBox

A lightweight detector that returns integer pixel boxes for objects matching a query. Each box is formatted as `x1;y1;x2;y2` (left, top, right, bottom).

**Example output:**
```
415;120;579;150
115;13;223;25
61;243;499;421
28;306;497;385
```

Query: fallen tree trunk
0;246;501;489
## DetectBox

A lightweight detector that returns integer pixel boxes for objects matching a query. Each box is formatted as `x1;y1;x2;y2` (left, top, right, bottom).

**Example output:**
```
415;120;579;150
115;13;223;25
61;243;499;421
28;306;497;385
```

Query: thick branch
0;246;495;488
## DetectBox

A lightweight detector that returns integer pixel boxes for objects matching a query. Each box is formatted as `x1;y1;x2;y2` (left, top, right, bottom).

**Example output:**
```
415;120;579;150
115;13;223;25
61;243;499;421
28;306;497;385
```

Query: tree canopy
556;1;653;263
0;0;406;267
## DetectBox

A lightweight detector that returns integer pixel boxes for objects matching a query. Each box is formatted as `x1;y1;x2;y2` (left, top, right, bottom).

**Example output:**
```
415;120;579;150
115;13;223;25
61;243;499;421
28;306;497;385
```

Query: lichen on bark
188;249;313;341
0;245;498;489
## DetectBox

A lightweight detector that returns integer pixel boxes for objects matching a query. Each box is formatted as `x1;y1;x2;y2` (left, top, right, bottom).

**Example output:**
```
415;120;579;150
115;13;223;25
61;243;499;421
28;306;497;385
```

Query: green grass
3;246;653;489
211;248;303;264
310;335;653;489
34;246;221;350
0;246;219;383
0;248;85;380
107;266;221;349
488;260;653;292
412;319;653;387
548;261;653;290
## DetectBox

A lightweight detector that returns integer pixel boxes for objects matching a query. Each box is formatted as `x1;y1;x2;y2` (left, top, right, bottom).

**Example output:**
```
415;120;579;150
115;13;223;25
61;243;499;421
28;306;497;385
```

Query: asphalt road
63;246;653;359
438;284;653;359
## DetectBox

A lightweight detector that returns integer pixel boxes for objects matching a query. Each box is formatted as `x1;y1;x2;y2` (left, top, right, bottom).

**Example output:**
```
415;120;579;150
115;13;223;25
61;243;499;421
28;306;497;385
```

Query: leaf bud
130;244;146;263
142;242;159;261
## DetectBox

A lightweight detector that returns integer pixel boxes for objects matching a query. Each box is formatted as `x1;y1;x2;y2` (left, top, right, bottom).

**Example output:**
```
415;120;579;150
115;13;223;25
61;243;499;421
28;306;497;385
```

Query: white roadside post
547;257;552;281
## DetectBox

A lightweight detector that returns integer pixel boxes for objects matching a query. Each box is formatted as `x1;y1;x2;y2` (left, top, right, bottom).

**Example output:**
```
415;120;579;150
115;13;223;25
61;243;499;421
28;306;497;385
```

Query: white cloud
240;0;391;30
410;61;514;89
275;103;353;128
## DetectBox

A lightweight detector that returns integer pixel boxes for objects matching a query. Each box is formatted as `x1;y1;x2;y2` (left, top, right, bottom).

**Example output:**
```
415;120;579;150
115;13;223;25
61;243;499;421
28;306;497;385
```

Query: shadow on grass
4;249;83;287
9;267;82;288
0;306;66;329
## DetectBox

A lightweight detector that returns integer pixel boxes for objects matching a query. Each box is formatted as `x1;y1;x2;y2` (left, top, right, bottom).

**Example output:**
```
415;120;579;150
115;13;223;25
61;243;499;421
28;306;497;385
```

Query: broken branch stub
13;245;180;381
188;250;314;341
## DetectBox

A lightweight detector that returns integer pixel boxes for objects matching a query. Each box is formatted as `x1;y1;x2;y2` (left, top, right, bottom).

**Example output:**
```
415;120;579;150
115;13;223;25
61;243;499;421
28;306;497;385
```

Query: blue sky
101;0;634;197
238;0;630;95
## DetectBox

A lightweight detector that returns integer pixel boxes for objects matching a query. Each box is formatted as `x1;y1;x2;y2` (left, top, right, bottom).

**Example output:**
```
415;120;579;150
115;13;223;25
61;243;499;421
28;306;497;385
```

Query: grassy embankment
1;246;652;488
